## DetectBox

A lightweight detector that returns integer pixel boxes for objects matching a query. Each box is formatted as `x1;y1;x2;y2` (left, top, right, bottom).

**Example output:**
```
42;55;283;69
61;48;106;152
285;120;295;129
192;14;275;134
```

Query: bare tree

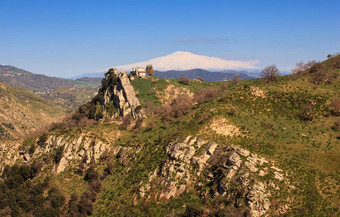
146;64;154;76
231;73;241;85
261;65;280;83
291;61;307;74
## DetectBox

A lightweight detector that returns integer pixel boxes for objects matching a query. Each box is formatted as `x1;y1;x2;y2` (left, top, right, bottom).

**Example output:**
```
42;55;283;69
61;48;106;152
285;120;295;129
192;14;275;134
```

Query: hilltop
0;82;65;139
0;55;339;216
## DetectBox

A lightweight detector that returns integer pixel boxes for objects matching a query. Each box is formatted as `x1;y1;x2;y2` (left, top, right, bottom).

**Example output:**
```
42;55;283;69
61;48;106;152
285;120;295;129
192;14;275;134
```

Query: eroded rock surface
100;68;145;119
141;136;289;217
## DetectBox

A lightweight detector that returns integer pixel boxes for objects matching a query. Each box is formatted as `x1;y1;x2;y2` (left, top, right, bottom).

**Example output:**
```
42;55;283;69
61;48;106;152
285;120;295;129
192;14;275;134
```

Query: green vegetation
0;55;339;216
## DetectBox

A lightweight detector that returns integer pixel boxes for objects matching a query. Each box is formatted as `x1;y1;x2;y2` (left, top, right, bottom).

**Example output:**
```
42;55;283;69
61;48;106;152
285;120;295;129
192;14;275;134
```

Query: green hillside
0;82;66;139
0;56;339;216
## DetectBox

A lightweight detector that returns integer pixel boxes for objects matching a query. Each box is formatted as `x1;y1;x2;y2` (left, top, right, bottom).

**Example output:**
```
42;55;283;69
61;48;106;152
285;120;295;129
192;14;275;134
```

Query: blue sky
0;0;339;77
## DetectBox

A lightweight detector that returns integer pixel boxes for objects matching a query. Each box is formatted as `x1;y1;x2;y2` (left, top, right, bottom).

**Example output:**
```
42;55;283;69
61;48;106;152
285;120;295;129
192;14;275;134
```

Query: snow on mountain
98;51;260;73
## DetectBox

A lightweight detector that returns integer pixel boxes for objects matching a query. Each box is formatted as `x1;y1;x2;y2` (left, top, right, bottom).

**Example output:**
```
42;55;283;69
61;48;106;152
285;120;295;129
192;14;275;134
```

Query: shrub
157;95;193;121
181;204;203;217
54;146;64;164
48;187;65;209
178;77;190;85
77;194;94;216
194;87;218;104
142;102;157;116
299;104;314;121
84;165;99;182
37;134;48;147
231;74;241;85
309;62;328;84
329;55;340;69
199;112;211;124
119;115;132;130
331;97;340;116
331;120;340;131
195;77;204;81
228;107;236;115
29;144;36;155
105;102;117;117
133;118;144;131
220;82;228;92
169;95;193;117
67;193;78;216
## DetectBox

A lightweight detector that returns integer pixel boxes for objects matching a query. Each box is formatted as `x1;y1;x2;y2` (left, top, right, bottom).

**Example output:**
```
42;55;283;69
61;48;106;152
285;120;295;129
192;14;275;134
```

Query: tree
231;73;241;85
291;61;307;74
261;65;280;83
146;64;154;76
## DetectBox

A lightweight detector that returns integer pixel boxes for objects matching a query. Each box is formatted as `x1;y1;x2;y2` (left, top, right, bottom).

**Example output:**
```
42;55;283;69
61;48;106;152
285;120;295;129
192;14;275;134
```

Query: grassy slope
108;69;339;215
6;61;339;216
0;82;66;139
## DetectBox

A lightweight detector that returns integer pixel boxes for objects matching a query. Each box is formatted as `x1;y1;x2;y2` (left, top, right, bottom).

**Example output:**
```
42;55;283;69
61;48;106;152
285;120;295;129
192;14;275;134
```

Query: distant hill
0;65;100;112
73;69;255;81
76;77;103;83
0;65;76;92
154;69;255;81
0;82;65;139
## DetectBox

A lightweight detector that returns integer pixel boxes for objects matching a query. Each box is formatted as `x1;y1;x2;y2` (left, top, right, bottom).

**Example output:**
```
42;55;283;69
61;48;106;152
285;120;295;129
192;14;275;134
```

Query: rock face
100;68;144;119
0;134;117;174
140;136;290;217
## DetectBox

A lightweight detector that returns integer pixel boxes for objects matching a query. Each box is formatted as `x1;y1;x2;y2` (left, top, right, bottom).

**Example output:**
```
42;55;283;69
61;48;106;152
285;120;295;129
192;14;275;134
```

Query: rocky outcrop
0;134;119;174
100;68;144;119
140;136;291;217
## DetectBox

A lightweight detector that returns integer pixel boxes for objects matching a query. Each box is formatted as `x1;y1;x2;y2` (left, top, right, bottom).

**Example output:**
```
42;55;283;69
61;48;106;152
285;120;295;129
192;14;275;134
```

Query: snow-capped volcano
99;51;260;72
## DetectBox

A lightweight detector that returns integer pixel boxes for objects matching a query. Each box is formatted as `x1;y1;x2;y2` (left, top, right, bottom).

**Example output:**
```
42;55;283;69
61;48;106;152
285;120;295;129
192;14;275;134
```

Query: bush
331;97;340;116
231;74;240;85
181;204;203;217
48;187;65;209
157;95;193;121
178;77;190;85
199;112;211;124
133;118;144;131
119;115;132;130
331;120;340;131
77;194;94;216
299;104;314;121
169;95;193;117
309;63;328;84
84;165;99;182
228;107;236;115
29;144;36;155
329;55;340;69
37;134;48;147
220;82;228;92
54;146;64;164
194;87;218;104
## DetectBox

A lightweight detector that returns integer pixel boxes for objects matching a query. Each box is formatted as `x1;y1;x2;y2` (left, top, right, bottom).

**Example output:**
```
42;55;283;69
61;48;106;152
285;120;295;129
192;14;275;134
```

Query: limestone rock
101;68;145;119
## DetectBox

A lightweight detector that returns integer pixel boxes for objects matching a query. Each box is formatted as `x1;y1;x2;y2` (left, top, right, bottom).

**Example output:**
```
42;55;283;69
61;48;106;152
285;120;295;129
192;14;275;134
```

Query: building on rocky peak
130;67;146;77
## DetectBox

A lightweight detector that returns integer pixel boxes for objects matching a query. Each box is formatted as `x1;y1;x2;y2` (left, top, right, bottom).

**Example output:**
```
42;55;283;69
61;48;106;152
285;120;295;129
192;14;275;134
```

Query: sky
0;0;339;78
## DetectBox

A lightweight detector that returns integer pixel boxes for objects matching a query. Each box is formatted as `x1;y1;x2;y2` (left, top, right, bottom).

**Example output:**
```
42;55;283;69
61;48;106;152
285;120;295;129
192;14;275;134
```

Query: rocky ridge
97;68;144;119
138;136;293;217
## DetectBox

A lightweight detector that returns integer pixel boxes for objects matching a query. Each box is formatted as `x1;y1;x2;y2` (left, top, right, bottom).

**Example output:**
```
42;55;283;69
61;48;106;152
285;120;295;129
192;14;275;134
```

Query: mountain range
73;51;260;79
